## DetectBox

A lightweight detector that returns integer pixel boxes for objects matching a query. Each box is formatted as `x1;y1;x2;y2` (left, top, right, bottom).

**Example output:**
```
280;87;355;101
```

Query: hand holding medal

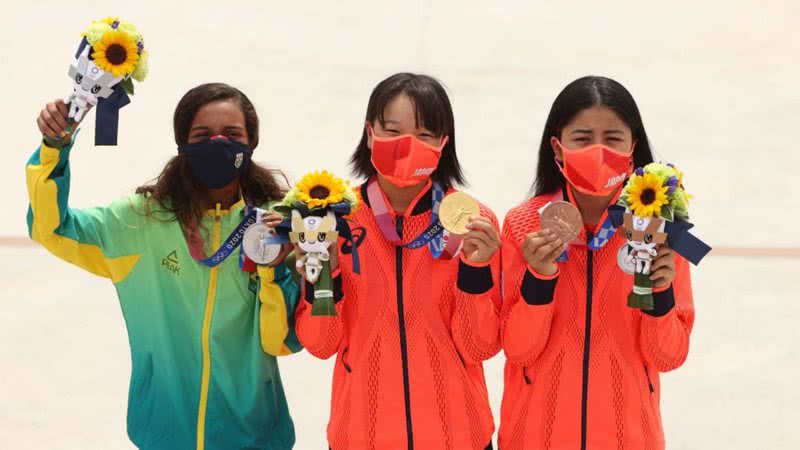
243;210;289;266
521;201;581;276
439;192;499;264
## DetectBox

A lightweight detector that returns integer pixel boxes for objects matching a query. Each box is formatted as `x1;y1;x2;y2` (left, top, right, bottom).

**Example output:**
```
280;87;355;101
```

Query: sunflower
295;171;348;209
626;172;669;217
92;30;140;77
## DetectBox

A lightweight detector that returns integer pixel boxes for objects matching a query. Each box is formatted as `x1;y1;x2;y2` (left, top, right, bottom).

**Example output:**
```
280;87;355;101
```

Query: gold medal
439;192;480;235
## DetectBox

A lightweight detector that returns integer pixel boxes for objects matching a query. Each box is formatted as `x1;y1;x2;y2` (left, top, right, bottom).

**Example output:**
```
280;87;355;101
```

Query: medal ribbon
187;203;288;270
187;208;259;268
366;178;462;259
545;186;622;262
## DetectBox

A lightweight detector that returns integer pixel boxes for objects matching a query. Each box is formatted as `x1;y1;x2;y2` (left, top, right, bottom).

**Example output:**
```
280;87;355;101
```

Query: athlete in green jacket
26;83;301;450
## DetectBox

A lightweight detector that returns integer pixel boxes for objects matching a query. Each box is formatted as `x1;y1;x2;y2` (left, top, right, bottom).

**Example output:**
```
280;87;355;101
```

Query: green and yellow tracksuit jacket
25;138;302;450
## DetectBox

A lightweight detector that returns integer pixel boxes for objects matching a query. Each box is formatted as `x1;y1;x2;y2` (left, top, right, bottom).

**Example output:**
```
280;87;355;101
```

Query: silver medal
617;243;636;275
243;223;282;265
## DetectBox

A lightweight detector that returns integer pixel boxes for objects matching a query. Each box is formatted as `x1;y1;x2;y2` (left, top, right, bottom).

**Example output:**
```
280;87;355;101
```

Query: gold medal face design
439;192;480;235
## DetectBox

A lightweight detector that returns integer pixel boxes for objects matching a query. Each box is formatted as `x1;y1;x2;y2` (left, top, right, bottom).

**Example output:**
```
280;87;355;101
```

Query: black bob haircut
350;72;465;187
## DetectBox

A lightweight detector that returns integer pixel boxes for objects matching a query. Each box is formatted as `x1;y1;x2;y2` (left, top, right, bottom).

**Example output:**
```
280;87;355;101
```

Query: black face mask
178;136;253;189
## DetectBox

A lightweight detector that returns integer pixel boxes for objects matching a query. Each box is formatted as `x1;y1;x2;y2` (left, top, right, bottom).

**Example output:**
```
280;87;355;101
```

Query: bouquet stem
311;259;337;316
628;272;654;311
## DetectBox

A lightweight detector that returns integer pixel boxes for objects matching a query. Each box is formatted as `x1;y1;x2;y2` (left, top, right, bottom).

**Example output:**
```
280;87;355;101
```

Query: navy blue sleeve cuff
304;273;344;304
643;285;676;317
457;259;494;295
520;270;558;305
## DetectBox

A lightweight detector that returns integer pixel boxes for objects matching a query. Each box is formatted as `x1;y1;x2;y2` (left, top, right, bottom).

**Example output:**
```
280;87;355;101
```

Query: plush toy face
624;213;667;252
67;46;124;122
290;210;338;254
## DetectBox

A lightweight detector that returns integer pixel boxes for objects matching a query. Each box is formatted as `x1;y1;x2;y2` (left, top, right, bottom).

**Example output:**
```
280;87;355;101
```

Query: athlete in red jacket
499;76;694;450
296;73;502;450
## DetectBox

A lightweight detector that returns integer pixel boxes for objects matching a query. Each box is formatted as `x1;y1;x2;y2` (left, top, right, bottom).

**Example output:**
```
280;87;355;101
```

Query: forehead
381;94;418;124
564;105;630;132
191;100;245;127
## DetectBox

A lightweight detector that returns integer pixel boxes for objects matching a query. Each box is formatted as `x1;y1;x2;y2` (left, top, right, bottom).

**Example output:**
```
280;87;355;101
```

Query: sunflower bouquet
616;163;701;310
66;17;148;145
274;171;360;316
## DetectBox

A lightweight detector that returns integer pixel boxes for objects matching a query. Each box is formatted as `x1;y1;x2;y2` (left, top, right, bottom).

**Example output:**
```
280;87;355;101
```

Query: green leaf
660;204;675;221
272;204;292;217
121;77;135;96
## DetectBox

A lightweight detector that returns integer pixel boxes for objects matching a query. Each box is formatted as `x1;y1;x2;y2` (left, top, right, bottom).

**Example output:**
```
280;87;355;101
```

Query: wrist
531;263;558;277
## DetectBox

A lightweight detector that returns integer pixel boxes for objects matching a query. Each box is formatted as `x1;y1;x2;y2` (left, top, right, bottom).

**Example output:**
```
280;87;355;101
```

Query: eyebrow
570;129;592;134
604;129;625;135
383;119;401;125
190;125;245;132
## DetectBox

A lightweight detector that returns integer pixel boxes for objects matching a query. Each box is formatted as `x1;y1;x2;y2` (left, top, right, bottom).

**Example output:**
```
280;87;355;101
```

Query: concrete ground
1;1;798;449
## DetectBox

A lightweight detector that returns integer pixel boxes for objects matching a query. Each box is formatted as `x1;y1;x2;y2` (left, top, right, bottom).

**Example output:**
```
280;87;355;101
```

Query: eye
644;234;653;244
318;232;327;242
384;129;400;135
91;85;101;94
626;231;633;240
298;232;306;243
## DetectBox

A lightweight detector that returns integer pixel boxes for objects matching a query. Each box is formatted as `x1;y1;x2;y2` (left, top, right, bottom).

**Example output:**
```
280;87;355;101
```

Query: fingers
522;230;558;254
262;217;283;228
533;236;564;261
650;247;675;273
649;256;673;273
466;217;500;243
463;235;491;252
41;108;67;137
650;267;675;286
542;241;568;262
259;212;284;233
463;229;495;249
55;99;69;118
47;102;69;130
37;116;59;139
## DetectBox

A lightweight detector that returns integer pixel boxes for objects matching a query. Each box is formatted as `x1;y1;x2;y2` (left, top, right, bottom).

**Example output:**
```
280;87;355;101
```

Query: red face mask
369;125;449;187
553;138;633;196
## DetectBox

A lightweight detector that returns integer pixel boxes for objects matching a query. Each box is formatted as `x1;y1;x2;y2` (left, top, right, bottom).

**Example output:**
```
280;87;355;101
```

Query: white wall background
1;1;798;449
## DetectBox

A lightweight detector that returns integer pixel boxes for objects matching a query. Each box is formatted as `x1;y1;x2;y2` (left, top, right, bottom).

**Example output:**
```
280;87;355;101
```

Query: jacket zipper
196;205;222;450
395;216;414;450
644;366;655;393
580;233;594;450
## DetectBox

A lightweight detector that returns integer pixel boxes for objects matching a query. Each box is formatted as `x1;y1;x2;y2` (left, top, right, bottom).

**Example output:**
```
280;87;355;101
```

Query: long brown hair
136;83;287;227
